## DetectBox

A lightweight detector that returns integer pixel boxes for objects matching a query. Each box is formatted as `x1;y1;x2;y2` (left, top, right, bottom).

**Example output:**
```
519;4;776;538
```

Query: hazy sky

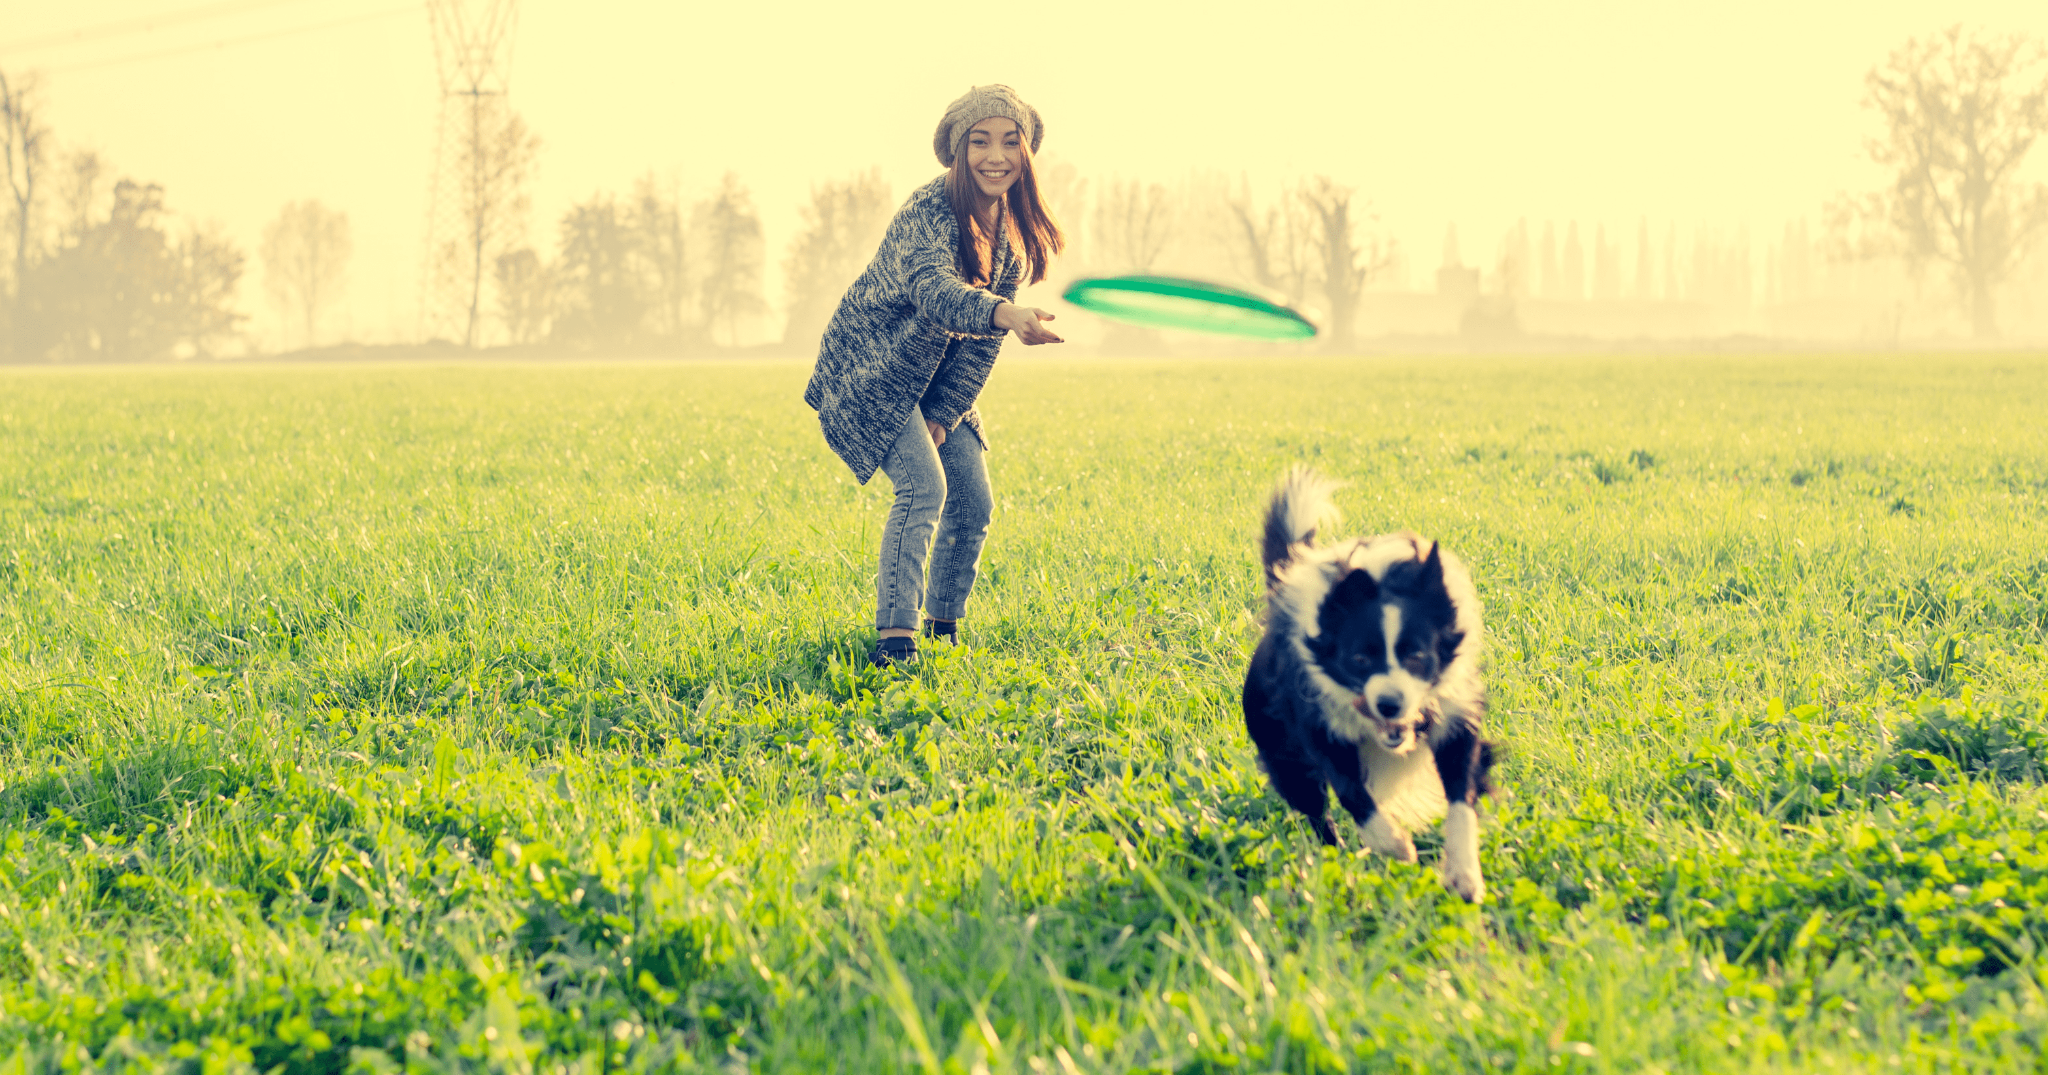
7;0;2047;346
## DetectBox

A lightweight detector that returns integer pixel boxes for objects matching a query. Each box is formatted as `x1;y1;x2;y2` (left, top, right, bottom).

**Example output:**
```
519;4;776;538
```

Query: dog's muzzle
1354;693;1423;753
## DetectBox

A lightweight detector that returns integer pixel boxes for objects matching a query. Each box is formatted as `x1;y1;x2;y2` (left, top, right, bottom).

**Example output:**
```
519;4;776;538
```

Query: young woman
803;84;1065;667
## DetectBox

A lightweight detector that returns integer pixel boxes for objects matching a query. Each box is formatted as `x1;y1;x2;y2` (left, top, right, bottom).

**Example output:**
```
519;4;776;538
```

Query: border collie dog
1241;467;1496;902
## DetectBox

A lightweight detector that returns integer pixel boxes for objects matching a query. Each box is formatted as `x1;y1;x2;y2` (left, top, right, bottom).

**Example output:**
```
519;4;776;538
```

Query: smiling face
1307;551;1465;754
964;116;1024;201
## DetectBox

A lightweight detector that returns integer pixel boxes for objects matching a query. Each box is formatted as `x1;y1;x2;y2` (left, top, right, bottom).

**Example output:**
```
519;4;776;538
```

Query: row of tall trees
1480;219;1759;308
1;69;245;362
1446;26;2048;338
1455;27;2045;339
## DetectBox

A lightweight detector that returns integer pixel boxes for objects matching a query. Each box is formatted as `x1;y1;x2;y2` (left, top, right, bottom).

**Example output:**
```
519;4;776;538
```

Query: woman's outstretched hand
994;303;1063;345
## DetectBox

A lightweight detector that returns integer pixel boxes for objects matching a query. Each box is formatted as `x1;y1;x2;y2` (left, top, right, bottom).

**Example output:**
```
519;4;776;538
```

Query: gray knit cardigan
804;175;1022;484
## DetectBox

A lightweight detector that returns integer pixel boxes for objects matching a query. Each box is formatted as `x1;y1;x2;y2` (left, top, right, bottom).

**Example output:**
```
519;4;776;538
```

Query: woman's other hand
927;419;946;446
994;303;1063;345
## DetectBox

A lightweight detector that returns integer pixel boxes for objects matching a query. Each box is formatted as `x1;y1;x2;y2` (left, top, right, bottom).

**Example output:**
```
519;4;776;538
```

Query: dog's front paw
1441;802;1485;902
1442;863;1486;903
1357;813;1418;863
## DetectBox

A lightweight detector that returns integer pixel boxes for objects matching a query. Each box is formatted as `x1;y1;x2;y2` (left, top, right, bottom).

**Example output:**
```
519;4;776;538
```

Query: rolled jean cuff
925;597;968;621
875;607;923;631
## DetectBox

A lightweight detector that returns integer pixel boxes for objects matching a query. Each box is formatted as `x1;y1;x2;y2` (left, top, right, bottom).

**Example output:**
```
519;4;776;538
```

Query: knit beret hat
933;84;1044;167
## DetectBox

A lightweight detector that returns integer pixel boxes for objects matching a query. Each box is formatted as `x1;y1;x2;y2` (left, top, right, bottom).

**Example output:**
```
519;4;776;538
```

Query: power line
420;0;520;347
0;0;323;57
45;5;420;75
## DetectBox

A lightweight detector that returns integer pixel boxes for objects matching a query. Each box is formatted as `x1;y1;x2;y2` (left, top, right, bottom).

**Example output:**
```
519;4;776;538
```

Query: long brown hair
945;134;1065;287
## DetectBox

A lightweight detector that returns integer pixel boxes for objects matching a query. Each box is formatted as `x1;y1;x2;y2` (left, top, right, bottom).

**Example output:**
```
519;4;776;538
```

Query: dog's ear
1413;544;1466;667
1419;542;1445;588
1318;568;1378;637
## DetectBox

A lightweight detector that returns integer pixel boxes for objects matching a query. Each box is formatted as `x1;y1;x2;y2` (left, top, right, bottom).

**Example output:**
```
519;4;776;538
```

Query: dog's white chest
1358;740;1448;828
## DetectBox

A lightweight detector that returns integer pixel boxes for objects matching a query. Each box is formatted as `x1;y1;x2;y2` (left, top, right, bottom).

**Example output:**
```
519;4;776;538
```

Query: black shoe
870;636;918;668
923;618;958;645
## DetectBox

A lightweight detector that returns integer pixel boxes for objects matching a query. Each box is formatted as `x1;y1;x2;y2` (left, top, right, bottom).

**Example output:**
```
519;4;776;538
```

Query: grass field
1;353;2046;1073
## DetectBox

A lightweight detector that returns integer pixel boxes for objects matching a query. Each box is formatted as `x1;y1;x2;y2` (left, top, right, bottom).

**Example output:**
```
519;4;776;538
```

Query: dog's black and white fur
1241;468;1496;902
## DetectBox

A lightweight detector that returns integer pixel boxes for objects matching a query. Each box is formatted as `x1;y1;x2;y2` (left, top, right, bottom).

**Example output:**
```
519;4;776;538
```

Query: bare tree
260;200;351;350
692;172;766;347
2;69;49;334
1226;179;1313;306
781;169;891;346
1851;26;2048;337
435;98;539;348
1299;177;1393;349
1093;179;1174;273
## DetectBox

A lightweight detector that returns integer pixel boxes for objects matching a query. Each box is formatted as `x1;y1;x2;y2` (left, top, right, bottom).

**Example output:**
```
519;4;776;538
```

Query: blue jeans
875;406;992;631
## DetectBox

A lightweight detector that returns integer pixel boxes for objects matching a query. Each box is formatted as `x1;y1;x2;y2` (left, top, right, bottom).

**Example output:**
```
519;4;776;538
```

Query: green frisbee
1060;275;1318;340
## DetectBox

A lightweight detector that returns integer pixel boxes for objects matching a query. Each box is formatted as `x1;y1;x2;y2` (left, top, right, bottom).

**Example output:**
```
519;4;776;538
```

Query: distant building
1436;265;1480;305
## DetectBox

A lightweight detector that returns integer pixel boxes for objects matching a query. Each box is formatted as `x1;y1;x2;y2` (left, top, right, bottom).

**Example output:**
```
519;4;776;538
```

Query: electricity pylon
419;0;520;347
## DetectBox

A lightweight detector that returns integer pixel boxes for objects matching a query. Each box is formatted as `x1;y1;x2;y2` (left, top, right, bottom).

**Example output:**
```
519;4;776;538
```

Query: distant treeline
484;169;886;355
1;68;243;363
3;25;2044;360
482;166;1394;354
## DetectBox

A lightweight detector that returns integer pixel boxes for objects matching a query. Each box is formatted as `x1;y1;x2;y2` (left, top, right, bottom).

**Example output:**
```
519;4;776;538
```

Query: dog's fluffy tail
1262;466;1340;584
